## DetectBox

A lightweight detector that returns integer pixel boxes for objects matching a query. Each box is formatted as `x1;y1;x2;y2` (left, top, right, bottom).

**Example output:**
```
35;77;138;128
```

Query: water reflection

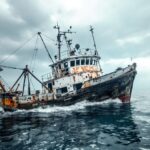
0;102;141;150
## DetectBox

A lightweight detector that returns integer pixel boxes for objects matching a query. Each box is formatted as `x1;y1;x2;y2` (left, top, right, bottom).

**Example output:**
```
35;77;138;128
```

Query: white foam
13;99;120;114
0;106;4;113
29;99;115;113
0;98;122;116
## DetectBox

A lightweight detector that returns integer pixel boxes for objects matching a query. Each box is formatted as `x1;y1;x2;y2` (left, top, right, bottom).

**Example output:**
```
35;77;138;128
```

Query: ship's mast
89;26;102;73
54;25;74;59
0;65;50;95
54;24;61;60
63;33;72;57
90;26;99;56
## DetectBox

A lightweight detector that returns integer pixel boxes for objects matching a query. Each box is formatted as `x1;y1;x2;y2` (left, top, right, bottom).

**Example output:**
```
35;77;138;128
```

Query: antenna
54;24;61;60
54;24;75;59
90;26;99;56
89;26;102;73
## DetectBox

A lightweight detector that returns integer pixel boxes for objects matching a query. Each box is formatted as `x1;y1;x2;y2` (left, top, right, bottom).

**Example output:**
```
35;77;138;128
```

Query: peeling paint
71;66;98;74
82;81;91;88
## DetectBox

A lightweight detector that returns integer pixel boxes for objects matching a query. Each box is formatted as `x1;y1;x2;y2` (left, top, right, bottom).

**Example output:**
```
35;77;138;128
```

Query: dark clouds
0;0;150;92
7;0;49;27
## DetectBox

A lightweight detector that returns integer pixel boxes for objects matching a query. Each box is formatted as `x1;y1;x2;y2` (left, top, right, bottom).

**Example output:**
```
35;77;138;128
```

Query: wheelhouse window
86;58;89;65
61;87;68;93
95;61;98;65
73;83;83;91
64;61;69;75
76;59;80;66
70;60;75;67
81;59;85;65
93;60;95;65
90;58;93;65
94;60;98;65
64;62;68;68
56;87;68;94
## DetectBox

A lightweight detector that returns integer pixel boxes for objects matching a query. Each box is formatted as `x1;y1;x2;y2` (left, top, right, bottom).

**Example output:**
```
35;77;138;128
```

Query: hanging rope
30;35;39;73
29;77;36;92
31;49;38;73
0;33;37;65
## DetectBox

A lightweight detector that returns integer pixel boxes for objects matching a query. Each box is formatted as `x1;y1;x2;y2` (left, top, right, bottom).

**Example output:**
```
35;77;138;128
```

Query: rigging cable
0;76;10;90
16;74;24;92
0;33;37;65
29;77;36;92
30;35;39;72
42;34;56;42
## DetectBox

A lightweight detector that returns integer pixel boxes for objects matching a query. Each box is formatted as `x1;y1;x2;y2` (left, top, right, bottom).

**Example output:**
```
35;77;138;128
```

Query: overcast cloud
0;0;150;94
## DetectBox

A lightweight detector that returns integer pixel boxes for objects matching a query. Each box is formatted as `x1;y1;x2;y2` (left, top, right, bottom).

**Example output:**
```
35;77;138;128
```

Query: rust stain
83;81;91;88
72;66;98;74
2;98;18;108
91;72;98;78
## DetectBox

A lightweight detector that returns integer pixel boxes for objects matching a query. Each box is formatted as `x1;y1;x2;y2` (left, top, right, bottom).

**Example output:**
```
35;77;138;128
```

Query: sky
0;0;150;95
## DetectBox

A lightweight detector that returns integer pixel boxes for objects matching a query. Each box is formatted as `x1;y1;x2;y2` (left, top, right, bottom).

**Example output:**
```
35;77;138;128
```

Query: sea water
0;95;150;150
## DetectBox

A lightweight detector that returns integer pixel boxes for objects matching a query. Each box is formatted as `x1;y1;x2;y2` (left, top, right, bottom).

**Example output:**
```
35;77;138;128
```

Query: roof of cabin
50;55;100;67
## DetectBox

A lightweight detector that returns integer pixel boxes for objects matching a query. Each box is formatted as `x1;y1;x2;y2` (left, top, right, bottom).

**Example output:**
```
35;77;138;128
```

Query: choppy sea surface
0;95;150;150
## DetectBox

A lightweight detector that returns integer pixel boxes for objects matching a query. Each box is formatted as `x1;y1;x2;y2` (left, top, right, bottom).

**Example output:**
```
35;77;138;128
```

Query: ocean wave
0;99;121;117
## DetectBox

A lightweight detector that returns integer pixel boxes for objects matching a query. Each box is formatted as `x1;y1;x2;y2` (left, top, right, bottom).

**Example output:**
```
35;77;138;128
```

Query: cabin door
48;83;53;92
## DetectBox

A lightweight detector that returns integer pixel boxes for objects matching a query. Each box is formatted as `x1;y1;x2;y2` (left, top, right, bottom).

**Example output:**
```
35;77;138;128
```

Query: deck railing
41;73;53;82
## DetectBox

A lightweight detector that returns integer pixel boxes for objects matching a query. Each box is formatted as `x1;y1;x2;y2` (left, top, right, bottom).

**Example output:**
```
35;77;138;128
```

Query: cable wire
42;34;56;42
0;33;37;65
30;35;39;72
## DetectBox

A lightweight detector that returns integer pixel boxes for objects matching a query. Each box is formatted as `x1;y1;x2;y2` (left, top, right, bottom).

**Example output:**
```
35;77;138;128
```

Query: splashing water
0;96;150;150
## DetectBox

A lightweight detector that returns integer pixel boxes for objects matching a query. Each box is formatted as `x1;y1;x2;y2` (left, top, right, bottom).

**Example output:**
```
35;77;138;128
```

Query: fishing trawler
0;25;137;111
